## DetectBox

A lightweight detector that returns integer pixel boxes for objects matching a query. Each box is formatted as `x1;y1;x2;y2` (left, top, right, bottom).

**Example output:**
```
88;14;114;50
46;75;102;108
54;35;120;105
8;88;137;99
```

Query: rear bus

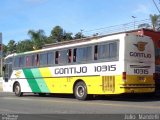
121;34;155;93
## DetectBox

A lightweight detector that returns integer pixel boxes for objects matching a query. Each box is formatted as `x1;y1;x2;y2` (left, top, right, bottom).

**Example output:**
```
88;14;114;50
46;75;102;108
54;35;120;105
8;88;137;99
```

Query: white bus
2;33;155;100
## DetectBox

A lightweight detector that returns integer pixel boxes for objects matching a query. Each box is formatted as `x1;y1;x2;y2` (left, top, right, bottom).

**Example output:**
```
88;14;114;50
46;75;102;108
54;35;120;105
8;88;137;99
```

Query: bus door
2;62;13;92
3;63;13;81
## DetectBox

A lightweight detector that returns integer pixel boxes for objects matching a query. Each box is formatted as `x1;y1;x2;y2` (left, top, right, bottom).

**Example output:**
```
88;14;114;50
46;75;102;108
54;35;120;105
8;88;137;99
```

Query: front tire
74;81;88;100
14;83;23;97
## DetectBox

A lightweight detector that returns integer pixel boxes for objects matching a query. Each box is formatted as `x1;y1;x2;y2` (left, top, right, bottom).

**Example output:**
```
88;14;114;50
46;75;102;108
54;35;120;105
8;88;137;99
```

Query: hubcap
76;85;85;97
15;85;20;95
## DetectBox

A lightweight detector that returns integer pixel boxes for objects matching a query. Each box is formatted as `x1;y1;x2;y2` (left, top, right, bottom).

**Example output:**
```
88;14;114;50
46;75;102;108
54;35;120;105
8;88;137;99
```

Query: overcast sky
0;0;159;45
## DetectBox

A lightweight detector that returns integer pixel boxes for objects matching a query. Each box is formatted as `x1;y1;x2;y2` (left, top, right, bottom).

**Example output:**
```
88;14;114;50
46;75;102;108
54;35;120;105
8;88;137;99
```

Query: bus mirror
2;65;6;71
4;78;8;82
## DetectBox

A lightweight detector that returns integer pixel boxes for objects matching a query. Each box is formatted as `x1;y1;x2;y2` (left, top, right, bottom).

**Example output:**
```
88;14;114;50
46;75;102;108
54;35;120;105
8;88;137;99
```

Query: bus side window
73;48;77;62
68;49;72;63
19;56;25;68
55;51;59;64
32;54;39;66
26;55;32;67
14;57;20;68
47;51;54;65
39;53;47;66
94;45;98;60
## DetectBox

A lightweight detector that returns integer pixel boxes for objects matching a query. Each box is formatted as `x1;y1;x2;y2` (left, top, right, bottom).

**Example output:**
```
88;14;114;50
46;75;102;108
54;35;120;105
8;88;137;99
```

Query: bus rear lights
122;72;126;81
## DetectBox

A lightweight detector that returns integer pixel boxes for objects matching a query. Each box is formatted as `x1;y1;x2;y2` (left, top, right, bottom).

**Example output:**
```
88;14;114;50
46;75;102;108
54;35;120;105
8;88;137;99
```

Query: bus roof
5;31;149;58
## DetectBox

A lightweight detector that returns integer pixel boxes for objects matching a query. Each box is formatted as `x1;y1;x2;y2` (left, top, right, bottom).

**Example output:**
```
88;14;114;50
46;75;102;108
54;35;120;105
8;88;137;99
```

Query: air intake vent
102;76;115;92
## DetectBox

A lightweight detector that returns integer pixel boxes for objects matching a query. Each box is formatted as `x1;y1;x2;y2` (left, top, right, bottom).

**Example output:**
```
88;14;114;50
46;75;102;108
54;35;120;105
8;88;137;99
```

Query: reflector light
122;72;126;81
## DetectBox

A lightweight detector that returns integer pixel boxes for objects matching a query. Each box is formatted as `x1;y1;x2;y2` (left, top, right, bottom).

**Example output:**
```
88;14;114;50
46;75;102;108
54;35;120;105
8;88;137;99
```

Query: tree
63;31;73;41
74;32;85;39
28;29;46;50
150;14;160;31
16;39;33;53
45;36;53;44
50;26;64;42
2;44;7;57
49;26;73;43
7;40;16;54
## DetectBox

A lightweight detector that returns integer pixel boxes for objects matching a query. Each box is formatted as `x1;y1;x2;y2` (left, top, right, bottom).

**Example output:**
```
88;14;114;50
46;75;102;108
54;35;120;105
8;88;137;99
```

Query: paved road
0;92;160;119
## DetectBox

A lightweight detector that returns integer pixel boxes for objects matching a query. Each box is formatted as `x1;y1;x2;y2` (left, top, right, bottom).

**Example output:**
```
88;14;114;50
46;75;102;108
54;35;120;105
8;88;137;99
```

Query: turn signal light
122;72;126;81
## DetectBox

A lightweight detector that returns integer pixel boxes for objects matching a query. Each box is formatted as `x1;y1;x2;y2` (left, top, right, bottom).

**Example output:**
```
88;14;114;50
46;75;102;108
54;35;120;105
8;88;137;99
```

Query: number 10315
134;69;149;74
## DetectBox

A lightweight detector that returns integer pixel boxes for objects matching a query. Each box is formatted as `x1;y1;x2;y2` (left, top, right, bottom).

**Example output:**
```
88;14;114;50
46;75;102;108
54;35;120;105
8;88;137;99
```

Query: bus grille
102;76;115;92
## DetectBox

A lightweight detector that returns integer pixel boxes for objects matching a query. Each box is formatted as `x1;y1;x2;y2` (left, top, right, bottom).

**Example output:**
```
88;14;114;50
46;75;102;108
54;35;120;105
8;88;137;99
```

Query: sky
0;0;159;45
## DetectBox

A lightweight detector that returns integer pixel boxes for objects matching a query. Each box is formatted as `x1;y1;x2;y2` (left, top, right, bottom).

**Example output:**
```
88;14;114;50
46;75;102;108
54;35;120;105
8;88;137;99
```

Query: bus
2;33;155;100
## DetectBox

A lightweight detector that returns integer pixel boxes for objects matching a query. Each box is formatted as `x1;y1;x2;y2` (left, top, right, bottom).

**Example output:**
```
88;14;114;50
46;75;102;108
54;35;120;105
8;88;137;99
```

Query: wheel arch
13;81;20;92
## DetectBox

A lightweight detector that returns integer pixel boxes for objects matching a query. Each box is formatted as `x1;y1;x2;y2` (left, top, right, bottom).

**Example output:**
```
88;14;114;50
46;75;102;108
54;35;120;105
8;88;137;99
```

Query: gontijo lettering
130;52;151;58
54;64;116;75
55;66;87;74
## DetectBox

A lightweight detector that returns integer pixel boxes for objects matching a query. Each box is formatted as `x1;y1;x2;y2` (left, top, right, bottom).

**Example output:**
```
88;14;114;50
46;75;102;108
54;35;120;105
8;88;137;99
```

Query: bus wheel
74;81;88;100
14;83;23;97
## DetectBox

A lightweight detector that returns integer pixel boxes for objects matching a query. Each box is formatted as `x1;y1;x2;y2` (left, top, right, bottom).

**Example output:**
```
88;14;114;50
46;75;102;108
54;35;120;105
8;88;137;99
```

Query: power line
152;0;160;13
82;19;150;35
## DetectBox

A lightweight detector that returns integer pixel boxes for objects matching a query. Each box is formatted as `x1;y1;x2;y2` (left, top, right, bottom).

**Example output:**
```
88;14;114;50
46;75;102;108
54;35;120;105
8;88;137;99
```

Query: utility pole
132;16;136;30
0;33;2;77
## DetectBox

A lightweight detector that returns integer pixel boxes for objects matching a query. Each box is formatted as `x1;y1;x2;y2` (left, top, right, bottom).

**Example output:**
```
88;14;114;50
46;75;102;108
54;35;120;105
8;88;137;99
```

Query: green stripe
23;69;41;92
31;68;49;93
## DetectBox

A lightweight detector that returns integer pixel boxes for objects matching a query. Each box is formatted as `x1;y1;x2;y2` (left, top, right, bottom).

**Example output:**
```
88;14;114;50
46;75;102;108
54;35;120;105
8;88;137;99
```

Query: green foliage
63;32;73;41
51;26;64;42
50;26;73;42
138;14;160;31
74;32;85;39
150;14;160;31
16;40;33;53
4;25;86;55
2;44;7;57
7;40;16;54
28;29;46;50
45;36;53;44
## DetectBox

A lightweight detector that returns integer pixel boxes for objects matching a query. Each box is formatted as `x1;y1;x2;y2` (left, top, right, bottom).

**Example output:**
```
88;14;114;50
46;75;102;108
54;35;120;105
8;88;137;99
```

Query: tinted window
19;56;25;67
40;53;47;66
77;46;92;62
48;51;54;65
59;50;68;64
5;57;13;64
26;55;32;67
98;44;109;59
96;41;118;61
32;54;39;66
14;56;26;68
14;57;19;67
109;42;117;58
